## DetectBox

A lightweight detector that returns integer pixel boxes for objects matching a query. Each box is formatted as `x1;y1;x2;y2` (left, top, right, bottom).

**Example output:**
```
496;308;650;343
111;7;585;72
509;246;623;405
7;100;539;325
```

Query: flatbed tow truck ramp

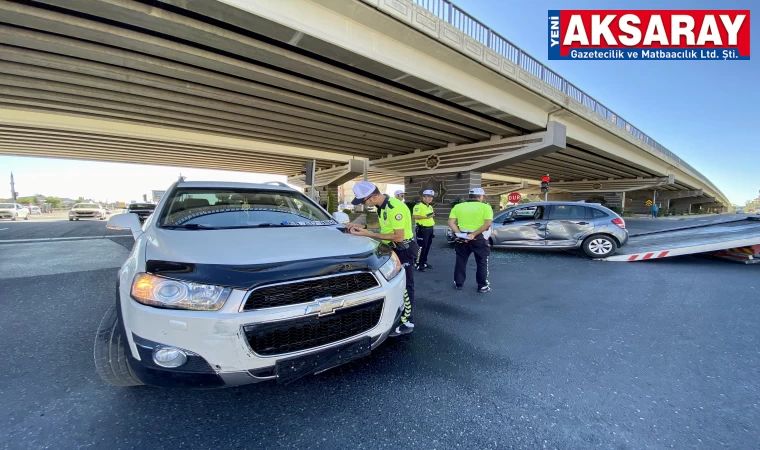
602;217;760;262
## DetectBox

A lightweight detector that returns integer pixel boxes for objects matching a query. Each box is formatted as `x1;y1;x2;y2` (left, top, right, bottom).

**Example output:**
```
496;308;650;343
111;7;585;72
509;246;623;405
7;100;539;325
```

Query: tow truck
600;216;760;264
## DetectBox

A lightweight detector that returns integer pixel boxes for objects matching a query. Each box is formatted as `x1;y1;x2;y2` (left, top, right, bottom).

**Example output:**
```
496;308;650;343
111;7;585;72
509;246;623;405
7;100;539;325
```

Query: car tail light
611;218;626;229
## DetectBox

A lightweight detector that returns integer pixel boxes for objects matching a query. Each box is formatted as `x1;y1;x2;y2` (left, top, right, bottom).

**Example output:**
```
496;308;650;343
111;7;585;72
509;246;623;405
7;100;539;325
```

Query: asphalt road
0;216;128;240
1;223;759;449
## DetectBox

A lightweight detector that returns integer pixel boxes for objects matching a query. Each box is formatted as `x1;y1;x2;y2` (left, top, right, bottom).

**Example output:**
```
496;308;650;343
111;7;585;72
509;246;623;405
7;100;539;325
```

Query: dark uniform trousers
415;225;434;267
393;240;419;323
454;235;490;288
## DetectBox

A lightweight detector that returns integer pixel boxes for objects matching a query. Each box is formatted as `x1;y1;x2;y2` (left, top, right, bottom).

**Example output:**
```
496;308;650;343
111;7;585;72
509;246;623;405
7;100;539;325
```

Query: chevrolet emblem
305;297;345;317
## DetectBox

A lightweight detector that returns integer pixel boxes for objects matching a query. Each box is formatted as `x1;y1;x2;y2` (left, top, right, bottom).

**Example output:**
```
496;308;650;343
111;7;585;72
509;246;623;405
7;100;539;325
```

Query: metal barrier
412;0;708;184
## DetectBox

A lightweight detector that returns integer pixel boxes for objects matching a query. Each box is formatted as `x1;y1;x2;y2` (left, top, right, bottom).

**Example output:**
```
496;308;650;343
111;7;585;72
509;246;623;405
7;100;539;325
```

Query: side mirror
503;217;516;224
107;213;144;240
332;211;350;224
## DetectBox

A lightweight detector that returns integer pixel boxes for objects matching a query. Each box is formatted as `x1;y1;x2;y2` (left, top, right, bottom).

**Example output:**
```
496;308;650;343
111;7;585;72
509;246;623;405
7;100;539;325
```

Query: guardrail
412;0;708;183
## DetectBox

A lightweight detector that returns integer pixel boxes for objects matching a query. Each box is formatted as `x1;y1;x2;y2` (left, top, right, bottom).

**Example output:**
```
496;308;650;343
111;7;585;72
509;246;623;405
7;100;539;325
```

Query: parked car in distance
446;201;628;258
69;203;107;221
95;180;407;388
0;203;30;220
125;202;157;222
29;206;41;215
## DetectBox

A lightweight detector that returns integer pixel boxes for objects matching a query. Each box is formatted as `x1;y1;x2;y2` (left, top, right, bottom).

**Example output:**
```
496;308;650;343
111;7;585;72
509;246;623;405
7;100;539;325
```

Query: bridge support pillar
404;171;492;217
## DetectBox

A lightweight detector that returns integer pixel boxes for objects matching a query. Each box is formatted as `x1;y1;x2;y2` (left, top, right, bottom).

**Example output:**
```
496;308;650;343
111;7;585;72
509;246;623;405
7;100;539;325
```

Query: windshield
0;203;13;208
74;204;99;209
128;203;155;209
159;187;334;229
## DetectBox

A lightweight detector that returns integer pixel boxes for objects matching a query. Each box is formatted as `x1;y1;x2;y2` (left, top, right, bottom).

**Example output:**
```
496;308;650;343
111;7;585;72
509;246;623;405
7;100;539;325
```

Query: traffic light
540;174;550;193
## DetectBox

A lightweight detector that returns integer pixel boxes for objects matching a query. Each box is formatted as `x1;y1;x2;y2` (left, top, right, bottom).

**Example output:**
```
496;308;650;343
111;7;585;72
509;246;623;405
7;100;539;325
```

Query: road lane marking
0;235;132;244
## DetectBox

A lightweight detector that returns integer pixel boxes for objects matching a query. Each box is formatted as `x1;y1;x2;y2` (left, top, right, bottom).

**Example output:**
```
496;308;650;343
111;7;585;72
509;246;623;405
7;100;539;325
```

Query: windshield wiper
162;224;219;230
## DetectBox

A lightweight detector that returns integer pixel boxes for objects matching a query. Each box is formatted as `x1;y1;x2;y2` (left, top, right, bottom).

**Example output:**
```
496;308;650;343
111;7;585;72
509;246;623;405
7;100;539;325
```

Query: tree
46;197;62;208
16;196;37;204
327;189;337;213
518;196;539;204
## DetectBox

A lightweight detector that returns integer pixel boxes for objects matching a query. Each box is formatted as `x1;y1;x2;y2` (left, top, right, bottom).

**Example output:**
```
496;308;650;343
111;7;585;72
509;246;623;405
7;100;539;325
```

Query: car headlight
378;252;402;281
131;273;231;311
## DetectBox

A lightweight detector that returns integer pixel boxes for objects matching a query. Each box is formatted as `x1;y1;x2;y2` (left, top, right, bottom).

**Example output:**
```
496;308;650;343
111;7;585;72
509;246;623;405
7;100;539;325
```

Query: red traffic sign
507;192;522;203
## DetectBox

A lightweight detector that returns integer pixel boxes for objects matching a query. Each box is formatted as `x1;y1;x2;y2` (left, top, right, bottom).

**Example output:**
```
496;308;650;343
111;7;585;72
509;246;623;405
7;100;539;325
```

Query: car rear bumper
119;270;406;387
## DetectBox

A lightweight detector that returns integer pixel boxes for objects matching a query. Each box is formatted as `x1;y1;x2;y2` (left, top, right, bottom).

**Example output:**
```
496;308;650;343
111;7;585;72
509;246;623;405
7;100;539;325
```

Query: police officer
394;190;406;201
348;182;418;335
412;189;436;272
448;187;493;293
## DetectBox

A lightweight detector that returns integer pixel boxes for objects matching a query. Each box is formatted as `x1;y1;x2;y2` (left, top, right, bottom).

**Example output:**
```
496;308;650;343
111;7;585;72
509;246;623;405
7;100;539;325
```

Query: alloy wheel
589;238;613;255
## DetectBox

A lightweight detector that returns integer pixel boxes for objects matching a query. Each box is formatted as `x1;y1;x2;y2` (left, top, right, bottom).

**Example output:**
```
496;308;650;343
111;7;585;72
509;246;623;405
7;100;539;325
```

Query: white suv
69;203;107;220
96;181;406;388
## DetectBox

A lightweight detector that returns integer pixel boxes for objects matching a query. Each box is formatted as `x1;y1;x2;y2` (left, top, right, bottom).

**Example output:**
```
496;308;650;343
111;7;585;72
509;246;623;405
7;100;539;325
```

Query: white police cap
351;181;378;205
469;187;485;195
394;190;406;196
422;190;435;196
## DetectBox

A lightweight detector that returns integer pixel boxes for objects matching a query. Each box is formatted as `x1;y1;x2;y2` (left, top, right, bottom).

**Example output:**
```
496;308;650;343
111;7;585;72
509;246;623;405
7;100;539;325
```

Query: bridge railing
412;0;708;183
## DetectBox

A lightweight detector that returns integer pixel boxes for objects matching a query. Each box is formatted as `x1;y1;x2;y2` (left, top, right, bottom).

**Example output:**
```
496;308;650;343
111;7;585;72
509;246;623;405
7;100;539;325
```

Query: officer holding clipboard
347;182;418;335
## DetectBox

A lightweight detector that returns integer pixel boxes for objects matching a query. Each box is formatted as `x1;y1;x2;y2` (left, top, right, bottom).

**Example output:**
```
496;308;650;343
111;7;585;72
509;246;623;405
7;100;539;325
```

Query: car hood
144;226;378;265
72;208;101;212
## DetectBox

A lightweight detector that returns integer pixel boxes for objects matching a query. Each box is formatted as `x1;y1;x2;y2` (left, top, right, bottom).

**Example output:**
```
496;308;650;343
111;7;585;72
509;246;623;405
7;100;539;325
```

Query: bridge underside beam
287;159;365;187
521;175;675;194
0;108;351;176
653;189;704;200
368;122;565;178
671;197;717;206
482;182;528;196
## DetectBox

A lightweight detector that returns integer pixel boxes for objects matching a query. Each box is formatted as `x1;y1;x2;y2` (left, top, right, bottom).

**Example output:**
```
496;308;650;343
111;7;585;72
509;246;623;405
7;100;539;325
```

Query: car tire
582;235;617;258
24;215;29;220
94;303;143;387
11;214;16;221
75;218;79;221
69;218;73;221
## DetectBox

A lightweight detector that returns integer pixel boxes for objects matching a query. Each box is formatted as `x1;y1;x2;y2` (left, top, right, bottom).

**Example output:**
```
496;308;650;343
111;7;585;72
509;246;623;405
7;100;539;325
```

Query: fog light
152;347;187;368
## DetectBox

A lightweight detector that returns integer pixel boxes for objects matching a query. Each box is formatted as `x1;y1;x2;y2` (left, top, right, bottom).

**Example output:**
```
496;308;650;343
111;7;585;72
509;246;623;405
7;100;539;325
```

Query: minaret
10;172;16;201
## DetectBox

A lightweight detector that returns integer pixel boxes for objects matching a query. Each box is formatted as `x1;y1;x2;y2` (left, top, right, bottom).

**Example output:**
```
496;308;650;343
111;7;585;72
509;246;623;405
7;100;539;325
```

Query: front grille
242;272;379;310
243;299;384;355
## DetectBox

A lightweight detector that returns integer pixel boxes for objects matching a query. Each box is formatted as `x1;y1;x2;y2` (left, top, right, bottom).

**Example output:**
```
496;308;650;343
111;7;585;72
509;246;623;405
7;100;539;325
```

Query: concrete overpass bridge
0;0;728;213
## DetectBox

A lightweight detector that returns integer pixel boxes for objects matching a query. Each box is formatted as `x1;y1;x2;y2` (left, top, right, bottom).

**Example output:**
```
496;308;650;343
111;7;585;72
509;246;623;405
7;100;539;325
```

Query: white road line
0;234;132;244
0;228;8;231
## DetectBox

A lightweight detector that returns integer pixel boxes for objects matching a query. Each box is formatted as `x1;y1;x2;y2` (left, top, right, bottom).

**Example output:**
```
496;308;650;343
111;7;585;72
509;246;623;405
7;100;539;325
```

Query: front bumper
119;269;406;387
70;212;103;218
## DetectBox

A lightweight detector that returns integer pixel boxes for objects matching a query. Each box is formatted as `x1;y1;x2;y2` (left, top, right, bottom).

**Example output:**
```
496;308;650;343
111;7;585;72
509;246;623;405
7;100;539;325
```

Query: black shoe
478;286;491;293
417;266;426;272
423;263;432;269
454;283;463;290
390;322;414;336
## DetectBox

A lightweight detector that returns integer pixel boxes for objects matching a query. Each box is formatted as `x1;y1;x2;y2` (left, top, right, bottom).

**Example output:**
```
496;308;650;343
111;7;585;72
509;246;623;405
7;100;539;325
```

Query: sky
1;0;757;205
